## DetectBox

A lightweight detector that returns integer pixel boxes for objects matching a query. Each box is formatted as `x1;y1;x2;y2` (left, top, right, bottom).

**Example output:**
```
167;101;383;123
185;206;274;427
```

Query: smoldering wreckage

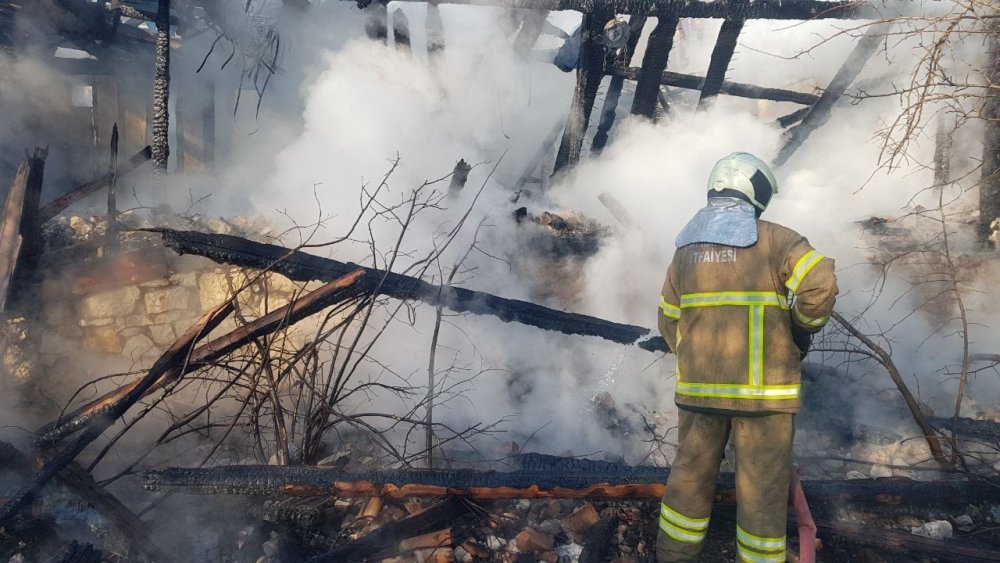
1;1;1000;562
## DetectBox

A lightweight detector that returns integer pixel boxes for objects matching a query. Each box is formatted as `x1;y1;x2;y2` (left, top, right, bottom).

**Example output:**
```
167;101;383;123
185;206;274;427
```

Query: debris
910;520;953;540
515;527;554;552
954;514;974;532
560;503;600;535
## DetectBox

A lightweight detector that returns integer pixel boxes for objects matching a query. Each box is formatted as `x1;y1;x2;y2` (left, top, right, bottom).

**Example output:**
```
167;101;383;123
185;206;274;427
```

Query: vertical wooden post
392;9;411;52
592;16;646;154
152;0;171;172
365;2;388;43
426;2;445;63
979;20;1000;248
697;13;745;109
107;124;120;253
553;10;613;174
630;15;679;119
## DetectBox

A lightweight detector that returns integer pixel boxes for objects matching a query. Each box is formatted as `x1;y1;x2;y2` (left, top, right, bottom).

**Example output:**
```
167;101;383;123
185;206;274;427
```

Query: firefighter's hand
791;327;812;360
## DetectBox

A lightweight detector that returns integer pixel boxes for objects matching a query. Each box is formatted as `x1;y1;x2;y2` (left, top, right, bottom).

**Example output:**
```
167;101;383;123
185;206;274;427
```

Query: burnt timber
142;453;1000;507
357;0;889;20
149;228;671;353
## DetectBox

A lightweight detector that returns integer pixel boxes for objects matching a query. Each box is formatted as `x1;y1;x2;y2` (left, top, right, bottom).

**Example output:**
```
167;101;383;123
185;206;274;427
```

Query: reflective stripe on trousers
737;525;786;563
658;502;708;544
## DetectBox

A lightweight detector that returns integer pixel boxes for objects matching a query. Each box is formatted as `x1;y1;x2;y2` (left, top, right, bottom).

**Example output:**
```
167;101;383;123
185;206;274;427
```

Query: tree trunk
151;0;170;171
979;20;1000;248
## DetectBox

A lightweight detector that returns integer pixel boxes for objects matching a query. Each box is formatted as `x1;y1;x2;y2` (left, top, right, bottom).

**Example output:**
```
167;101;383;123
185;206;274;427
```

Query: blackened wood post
19;148;47;260
392;9;411;51
447;159;472;196
553;10;613;173
426;2;445;63
107;124;120;253
979;20;1000;248
364;2;388;43
0;161;29;313
152;0;170;172
697;9;745;109
773;23;888;168
630;15;679;118
592;16;646;154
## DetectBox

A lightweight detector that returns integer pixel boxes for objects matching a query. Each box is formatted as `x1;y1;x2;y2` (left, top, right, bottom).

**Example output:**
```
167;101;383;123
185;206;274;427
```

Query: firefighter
655;152;838;562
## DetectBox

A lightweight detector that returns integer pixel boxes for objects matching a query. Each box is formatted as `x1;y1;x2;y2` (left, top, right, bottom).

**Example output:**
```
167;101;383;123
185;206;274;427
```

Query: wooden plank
38;145;151;223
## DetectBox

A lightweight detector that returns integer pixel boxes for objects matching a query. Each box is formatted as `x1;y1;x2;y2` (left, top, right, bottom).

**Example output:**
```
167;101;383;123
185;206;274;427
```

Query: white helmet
707;152;778;213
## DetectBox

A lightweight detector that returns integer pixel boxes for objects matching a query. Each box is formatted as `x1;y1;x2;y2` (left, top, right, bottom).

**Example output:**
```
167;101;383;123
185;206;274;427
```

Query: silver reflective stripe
785;250;825;293
737;526;785;550
737;545;785;563
793;306;828;327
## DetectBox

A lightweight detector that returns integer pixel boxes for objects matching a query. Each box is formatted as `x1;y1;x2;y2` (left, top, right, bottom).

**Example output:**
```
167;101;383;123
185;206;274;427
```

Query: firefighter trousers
656;409;793;562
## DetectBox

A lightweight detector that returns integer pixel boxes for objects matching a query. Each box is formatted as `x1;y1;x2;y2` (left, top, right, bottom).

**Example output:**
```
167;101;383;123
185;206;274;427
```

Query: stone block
80;286;140;318
123;333;156;360
149;324;176;347
170;271;199;287
145;286;192;315
560;503;600;535
514;527;553;552
84;325;123;354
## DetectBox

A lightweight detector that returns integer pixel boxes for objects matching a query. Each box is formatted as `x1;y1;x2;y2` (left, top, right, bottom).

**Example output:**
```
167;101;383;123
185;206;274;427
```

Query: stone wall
20;245;316;378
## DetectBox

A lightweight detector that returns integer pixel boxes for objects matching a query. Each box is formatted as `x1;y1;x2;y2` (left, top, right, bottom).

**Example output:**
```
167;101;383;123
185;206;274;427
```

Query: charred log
0;304;234;528
304;498;471;562
38;269;368;444
807;517;1000;563
38;146;151;223
350;0;882;20
392;9;411;51
0;159;29;311
152;0;170;172
142;453;1000;507
697;7;745;109
929;416;1000;442
630;16;678;118
774;23;888;167
615;66;819;105
148;228;670;353
7;148;48;309
592;16;645;153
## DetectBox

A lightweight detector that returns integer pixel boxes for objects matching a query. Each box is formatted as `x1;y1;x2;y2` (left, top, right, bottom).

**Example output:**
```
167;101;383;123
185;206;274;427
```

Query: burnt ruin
1;1;1000;562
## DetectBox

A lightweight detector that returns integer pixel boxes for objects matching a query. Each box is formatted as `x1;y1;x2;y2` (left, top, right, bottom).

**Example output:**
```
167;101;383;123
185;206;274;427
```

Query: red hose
790;466;816;563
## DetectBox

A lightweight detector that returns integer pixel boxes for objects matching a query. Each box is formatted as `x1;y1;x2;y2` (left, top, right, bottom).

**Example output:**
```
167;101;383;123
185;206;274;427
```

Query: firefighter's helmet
707;152;778;213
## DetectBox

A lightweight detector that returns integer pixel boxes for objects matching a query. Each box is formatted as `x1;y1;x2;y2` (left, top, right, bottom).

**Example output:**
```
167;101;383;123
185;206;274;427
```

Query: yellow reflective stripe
676;382;800;400
793;306;828;327
659;517;705;543
660;295;681;320
785;250;825;293
680;291;788;309
737;526;786;550
737;545;785;563
748;305;764;385
660;503;709;531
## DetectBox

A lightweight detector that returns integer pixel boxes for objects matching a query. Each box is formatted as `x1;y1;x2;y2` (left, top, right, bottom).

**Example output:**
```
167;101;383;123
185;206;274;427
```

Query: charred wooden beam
0;441;174;563
0;160;29;312
615;66;820;105
305;498;470;562
51;541;101;563
364;2;389;42
148;228;670;353
392;8;411;51
592;16;646;154
348;0;886;20
5;148;48;308
774;23;888;167
929;416;1000;442
152;0;170;172
38;146;152;223
142;453;1000;507
553;10;613;173
630;16;678;118
0;304;234;528
697;5;745;109
808;517;1000;563
38;270;368;444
